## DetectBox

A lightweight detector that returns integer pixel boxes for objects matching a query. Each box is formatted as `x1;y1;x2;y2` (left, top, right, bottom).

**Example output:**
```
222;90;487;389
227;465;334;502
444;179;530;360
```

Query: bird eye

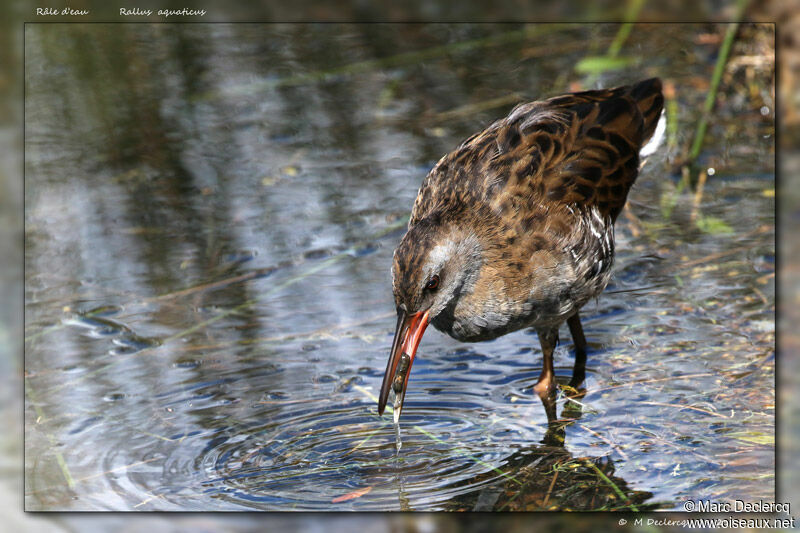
426;275;440;291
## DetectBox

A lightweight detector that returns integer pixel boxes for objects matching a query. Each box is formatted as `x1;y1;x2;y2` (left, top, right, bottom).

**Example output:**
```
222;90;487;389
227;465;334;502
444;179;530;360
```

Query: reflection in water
449;394;655;511
25;23;774;510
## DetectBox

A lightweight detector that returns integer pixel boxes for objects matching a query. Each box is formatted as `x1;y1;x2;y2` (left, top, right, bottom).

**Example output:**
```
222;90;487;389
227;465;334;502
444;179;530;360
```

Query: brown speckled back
410;78;664;226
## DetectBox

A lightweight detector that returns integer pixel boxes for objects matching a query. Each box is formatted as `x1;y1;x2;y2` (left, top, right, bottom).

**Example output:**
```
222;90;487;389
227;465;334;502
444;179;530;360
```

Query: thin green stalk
47;258;342;393
25;215;409;345
584;459;639;512
412;426;522;486
25;305;112;344
582;0;646;84
497;476;535;510
688;0;750;163
197;24;576;101
24;376;75;489
608;0;647;57
666;95;679;150
342;423;388;456
37;213;410;394
151;215;409;304
25;323;65;344
41;295;260;395
353;385;522;486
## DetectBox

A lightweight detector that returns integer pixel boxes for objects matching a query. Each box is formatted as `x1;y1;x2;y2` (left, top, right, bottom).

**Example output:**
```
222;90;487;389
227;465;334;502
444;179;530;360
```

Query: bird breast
431;206;614;342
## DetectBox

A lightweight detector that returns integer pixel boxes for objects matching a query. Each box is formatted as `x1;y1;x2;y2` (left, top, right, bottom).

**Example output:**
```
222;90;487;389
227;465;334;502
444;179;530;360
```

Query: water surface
25;23;774;511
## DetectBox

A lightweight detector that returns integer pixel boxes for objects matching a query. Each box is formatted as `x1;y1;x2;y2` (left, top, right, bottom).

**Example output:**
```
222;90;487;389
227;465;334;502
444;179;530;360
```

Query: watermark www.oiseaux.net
615;500;795;529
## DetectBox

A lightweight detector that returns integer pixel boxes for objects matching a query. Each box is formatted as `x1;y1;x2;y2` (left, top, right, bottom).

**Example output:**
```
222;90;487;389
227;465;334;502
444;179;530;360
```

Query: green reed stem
353;385;522;486
688;0;750;164
584;459;640;512
196;24;577;100
24;376;76;489
608;0;646;57
40;214;409;395
583;0;646;85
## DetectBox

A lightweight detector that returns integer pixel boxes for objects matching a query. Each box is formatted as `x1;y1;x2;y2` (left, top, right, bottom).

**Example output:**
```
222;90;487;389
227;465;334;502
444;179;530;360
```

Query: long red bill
378;308;430;419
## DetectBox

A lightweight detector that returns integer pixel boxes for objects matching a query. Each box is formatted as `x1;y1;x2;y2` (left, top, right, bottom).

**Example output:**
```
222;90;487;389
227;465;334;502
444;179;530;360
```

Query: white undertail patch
640;111;666;157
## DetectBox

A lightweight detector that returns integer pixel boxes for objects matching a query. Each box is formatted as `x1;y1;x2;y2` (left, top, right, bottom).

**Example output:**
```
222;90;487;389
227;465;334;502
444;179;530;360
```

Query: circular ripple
81;347;585;510
176;400;524;510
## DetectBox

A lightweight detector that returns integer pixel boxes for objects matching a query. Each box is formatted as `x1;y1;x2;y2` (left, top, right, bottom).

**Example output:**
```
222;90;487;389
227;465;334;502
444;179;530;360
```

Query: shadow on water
24;23;774;510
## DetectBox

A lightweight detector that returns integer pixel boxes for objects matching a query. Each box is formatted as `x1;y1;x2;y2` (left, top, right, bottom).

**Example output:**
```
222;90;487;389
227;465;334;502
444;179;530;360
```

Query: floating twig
146;267;276;303
638;401;730;419
541;469;559;508
433;93;525;122
578;424;630;460
586;372;716;396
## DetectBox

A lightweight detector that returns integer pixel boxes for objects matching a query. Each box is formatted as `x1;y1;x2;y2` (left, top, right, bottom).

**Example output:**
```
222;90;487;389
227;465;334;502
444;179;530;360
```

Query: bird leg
567;312;587;389
538;380;558;426
533;327;558;399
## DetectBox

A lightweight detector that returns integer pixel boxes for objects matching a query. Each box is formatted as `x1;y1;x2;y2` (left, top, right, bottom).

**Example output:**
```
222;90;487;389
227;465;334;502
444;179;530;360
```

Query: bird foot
565;373;587;399
567;370;585;389
533;378;556;399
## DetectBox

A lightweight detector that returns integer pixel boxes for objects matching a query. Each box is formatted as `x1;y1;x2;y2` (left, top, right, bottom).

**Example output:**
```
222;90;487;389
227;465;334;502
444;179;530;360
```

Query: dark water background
24;23;774;510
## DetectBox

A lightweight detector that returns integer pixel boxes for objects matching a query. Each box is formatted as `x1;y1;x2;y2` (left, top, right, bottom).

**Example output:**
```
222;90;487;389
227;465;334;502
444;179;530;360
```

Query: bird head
378;213;484;419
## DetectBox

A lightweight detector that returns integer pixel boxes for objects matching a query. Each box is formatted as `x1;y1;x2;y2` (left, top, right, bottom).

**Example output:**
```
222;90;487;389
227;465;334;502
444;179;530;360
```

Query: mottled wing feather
410;78;664;226
543;77;664;221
